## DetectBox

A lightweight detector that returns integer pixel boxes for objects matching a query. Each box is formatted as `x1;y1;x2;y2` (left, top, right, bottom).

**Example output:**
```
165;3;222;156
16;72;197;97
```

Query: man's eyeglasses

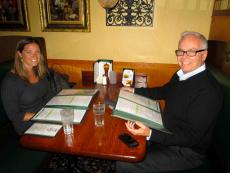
175;49;206;57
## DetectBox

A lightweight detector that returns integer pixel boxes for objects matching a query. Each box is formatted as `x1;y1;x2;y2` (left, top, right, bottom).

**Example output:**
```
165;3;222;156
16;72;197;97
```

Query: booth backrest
207;40;230;76
207;65;230;173
206;40;230;173
0;35;47;63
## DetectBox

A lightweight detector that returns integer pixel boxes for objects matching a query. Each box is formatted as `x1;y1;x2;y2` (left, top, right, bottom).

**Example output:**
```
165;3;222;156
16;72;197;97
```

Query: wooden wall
48;59;179;87
209;0;230;41
209;16;230;41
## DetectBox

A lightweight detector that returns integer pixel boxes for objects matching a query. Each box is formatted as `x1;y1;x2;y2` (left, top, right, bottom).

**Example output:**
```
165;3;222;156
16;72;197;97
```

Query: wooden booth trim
48;59;179;87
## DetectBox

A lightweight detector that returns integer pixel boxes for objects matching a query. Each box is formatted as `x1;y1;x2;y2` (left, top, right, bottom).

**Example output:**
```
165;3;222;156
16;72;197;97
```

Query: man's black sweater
135;69;223;154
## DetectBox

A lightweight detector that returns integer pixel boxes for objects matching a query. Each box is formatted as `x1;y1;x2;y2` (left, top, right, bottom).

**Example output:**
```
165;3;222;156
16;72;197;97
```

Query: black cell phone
119;133;139;148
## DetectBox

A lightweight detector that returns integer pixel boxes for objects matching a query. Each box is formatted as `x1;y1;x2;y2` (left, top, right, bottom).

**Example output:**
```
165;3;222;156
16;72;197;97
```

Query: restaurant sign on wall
106;0;154;27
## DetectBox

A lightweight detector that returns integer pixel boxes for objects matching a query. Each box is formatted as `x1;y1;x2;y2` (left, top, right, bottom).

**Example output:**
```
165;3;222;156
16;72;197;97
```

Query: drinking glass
60;108;74;135
93;102;105;127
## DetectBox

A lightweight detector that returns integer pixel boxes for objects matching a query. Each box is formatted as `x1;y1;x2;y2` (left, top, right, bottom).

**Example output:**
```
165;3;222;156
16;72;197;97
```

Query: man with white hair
116;31;223;172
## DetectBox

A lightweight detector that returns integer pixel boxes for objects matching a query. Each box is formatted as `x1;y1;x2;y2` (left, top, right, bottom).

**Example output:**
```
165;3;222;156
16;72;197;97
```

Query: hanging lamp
98;0;119;9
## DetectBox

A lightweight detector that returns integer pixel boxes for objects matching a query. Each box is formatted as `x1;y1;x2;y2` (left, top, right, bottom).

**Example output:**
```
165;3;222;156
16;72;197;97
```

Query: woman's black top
1;72;53;135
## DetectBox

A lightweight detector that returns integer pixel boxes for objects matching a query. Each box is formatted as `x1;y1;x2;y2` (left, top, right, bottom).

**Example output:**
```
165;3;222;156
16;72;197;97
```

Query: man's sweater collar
177;64;206;81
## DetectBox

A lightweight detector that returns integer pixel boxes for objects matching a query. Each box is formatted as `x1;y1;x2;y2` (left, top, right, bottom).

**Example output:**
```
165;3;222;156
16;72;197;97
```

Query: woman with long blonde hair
1;37;53;135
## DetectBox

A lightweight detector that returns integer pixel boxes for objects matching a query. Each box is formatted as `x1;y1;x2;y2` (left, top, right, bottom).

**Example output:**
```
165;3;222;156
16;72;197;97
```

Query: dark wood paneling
209;16;230;41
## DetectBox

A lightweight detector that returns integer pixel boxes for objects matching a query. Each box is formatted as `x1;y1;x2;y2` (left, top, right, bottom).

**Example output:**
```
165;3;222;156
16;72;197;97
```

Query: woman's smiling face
18;43;41;70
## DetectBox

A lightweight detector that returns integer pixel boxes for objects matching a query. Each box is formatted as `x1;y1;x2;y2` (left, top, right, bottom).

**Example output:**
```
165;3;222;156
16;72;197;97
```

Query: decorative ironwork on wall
106;0;154;26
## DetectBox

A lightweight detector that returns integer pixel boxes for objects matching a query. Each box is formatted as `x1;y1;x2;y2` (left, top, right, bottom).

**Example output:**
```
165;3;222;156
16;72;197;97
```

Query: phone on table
119;133;139;148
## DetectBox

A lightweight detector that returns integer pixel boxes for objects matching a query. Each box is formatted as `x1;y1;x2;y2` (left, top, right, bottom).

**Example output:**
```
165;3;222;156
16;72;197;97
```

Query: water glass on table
93;102;105;127
60;108;74;135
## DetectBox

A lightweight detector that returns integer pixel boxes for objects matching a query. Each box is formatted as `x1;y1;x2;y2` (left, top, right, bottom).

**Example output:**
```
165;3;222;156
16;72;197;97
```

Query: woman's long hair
13;37;48;81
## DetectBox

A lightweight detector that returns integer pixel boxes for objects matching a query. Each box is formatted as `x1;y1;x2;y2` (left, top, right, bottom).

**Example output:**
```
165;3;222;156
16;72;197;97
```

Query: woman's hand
125;121;151;137
120;86;134;93
23;112;35;121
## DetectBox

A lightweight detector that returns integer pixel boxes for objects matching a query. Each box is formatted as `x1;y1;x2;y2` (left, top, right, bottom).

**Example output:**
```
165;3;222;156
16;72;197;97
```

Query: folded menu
112;90;170;133
45;95;92;109
32;108;86;124
24;123;62;137
57;89;98;96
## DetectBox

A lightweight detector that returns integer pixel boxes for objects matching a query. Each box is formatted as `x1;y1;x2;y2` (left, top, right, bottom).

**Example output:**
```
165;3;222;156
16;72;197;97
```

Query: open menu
24;123;62;137
112;90;170;133
32;89;98;124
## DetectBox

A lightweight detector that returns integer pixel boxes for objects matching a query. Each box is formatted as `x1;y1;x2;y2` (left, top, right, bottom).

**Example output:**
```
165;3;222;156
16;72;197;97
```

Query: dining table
20;82;147;162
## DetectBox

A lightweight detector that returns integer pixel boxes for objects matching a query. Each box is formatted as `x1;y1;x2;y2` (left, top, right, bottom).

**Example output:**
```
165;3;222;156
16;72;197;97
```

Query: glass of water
93;102;105;127
60;108;74;135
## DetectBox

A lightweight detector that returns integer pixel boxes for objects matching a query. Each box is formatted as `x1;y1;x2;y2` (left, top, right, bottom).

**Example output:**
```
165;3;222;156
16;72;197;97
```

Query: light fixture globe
98;0;119;9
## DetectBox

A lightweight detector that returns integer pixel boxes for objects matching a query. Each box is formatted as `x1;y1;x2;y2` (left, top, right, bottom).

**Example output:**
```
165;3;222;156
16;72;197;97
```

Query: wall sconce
98;0;119;9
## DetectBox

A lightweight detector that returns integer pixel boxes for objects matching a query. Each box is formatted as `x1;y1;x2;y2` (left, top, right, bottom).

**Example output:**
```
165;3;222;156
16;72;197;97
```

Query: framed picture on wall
0;0;30;31
38;0;90;32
